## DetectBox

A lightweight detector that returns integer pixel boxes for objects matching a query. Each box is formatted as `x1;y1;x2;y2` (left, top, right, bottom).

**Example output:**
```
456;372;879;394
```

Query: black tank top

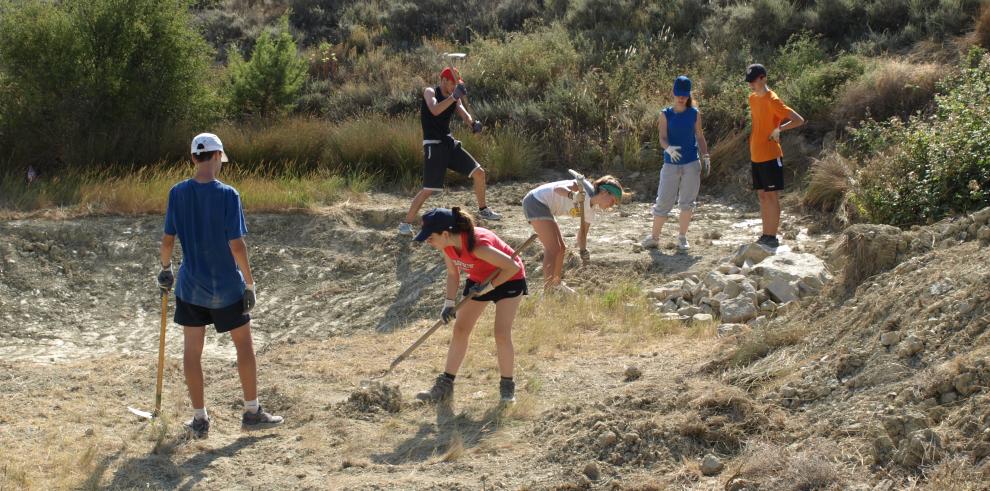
420;85;457;141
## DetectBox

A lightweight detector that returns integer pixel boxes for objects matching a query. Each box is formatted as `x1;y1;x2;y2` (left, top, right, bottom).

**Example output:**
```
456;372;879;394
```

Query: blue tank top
662;106;699;165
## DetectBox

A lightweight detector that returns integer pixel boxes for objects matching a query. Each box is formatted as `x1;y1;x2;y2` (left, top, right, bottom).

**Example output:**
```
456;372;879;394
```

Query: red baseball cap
440;67;462;83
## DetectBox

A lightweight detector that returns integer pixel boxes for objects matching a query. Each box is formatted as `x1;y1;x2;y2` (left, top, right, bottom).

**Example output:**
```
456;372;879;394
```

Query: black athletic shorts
174;296;250;333
464;278;528;303
423;139;480;191
751;157;785;191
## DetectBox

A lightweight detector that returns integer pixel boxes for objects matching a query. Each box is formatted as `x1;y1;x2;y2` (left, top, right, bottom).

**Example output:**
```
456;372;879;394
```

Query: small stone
598;431;618;447
780;386;797;398
624;366;642;382
583;462;600;481
717;323;747;337
897;335;924;358
623;432;640;445
700;454;724;476
954;372;978;396
692;313;713;323
677;306;702;317
939;391;957;405
880;331;901;347
84;428;95;437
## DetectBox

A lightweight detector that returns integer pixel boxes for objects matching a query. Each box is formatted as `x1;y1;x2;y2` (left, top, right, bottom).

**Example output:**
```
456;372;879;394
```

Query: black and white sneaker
499;379;516;404
184;417;210;439
756;234;779;248
241;406;284;429
477;207;502;220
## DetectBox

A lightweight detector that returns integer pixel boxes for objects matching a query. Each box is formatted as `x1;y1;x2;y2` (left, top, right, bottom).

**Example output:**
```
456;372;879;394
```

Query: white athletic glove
702;154;711;177
769;127;781;142
664;145;682;163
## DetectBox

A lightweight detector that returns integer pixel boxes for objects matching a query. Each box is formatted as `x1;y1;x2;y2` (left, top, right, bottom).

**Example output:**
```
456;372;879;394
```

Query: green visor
599;182;622;199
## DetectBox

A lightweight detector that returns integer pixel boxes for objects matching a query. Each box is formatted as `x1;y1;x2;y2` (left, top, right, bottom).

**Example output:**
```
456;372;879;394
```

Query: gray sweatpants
652;160;701;217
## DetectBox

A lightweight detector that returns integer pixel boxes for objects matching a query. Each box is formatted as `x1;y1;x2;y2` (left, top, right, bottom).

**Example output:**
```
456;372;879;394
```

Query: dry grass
977;2;990;50
803;151;861;226
0;165;373;216
725;323;810;368
833;59;942;125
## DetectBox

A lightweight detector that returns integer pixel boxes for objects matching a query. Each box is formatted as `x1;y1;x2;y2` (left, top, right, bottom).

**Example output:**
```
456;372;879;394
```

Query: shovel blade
128;406;155;420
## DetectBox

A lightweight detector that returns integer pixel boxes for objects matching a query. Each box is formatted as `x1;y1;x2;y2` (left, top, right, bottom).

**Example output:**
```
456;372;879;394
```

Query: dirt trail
1;179;849;490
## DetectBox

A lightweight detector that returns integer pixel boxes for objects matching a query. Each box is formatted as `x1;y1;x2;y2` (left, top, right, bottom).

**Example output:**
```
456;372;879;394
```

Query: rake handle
378;234;538;377
154;288;169;415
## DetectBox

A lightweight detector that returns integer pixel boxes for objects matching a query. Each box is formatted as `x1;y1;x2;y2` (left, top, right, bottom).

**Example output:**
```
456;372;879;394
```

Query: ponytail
686;96;693;108
450;206;477;251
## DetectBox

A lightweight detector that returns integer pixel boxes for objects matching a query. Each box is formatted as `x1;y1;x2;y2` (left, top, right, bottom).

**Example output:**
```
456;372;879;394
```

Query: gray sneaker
241;406;284;429
676;234;690;251
641;236;659;249
477;207;502;220
184;417;210;439
499;379;516;403
398;222;414;235
416;374;454;403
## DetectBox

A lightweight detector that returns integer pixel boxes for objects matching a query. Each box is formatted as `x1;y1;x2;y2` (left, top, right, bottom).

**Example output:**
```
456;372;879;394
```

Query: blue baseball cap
415;208;457;242
673;76;692;97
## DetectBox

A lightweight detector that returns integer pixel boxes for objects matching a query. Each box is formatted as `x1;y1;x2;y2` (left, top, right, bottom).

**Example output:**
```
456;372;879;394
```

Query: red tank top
443;227;526;283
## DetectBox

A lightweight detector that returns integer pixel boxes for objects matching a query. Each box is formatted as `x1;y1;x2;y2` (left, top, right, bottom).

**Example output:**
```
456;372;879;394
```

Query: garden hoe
128;287;169;420
363;233;538;386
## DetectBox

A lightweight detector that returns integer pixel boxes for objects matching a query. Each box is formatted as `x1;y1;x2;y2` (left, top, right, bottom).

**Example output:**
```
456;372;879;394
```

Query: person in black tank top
399;67;502;236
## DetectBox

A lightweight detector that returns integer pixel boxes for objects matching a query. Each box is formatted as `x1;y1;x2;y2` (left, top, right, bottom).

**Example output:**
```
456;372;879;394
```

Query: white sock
193;407;208;421
244;399;260;414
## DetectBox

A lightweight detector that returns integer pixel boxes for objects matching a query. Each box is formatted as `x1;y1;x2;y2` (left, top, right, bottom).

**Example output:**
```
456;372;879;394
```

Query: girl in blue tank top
642;76;710;251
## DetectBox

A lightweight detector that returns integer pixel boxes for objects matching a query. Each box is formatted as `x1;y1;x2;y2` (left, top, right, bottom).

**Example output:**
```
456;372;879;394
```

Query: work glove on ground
157;265;174;290
243;284;256;313
702;155;711;177
452;83;467;100
440;299;456;324
467;281;494;298
472;120;482;133
664;145;682;163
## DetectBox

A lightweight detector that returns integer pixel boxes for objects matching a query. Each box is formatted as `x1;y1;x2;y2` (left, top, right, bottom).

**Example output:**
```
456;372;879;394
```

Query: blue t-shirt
662;106;699;165
163;179;248;309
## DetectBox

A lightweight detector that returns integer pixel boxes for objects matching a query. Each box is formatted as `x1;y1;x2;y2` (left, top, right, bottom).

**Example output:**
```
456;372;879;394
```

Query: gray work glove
702;155;711;177
440;299;456;324
472;120;482;133
467;281;494;298
452;83;467;100
157;264;174;290
243;284;256;313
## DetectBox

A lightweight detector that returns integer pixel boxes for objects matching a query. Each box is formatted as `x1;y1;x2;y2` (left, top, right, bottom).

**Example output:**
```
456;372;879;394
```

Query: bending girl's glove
769;127;781;142
579;249;591;266
702;155;711;177
243;284;256;313
440;299;456;324
467;281;494;297
157;264;174;290
664;145;682;163
452;83;467;100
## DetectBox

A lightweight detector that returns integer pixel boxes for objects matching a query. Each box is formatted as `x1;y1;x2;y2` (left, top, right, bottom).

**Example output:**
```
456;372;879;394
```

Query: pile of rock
647;243;831;332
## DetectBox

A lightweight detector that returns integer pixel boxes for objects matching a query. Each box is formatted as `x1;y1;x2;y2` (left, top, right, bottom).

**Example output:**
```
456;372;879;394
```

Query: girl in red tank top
412;207;528;404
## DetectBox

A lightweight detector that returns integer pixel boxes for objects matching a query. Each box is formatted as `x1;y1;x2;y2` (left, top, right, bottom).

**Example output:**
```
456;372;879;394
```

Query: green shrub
0;0;215;170
780;54;865;122
853;50;990;225
228;15;309;119
467;25;580;100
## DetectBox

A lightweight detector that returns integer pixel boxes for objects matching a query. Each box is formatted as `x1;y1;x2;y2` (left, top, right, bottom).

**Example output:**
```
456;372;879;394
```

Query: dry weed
833;59;942;125
803;152;858;225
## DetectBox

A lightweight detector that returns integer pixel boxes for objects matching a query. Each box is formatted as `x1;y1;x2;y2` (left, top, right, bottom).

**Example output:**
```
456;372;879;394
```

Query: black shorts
174;296;250;333
464;278;528;303
751;157;784;191
423;140;480;191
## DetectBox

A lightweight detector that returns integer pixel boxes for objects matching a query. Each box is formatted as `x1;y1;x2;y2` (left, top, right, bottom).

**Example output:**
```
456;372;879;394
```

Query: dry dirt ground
1;178;988;490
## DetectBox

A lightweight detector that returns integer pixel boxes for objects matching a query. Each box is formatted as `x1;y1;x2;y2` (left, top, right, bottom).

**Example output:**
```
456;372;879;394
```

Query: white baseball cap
190;133;229;162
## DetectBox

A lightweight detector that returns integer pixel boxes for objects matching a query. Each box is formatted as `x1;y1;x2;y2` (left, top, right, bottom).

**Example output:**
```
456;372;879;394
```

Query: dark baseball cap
415;208;457;242
745;64;767;82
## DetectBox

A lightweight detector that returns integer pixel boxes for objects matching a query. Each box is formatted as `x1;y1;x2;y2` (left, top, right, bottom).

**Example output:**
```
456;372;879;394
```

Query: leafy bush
467;25;580;100
0;0;215;170
780;54;865;122
853;50;990;224
228;16;309;119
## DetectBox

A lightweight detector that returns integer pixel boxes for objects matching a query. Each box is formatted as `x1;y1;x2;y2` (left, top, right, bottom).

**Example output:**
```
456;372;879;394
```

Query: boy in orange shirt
745;64;805;249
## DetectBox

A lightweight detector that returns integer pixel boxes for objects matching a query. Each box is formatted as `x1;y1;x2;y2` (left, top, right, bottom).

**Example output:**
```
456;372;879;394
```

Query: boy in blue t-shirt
157;133;283;438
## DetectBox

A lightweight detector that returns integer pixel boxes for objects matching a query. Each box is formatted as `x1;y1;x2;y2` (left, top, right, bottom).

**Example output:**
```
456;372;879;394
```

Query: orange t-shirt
748;89;793;163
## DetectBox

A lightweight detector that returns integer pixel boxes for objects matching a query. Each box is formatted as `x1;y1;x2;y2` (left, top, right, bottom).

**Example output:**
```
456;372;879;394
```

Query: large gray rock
703;272;728;292
765;276;799;304
732;243;772;267
649;284;682;301
752;252;831;301
720;297;758;323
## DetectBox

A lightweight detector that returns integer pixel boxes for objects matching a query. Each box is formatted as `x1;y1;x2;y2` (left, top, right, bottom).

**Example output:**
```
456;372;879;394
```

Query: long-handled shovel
128;287;169;419
367;234;538;382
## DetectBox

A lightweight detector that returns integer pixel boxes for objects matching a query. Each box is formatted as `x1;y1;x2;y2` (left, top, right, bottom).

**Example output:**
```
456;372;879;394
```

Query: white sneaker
676;235;690;251
556;282;577;295
398;222;414;235
641;236;659;249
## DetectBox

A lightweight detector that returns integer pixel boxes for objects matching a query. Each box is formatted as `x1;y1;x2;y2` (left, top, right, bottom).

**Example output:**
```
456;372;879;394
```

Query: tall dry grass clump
833;59;942;125
802;151;860;226
978;2;990;49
